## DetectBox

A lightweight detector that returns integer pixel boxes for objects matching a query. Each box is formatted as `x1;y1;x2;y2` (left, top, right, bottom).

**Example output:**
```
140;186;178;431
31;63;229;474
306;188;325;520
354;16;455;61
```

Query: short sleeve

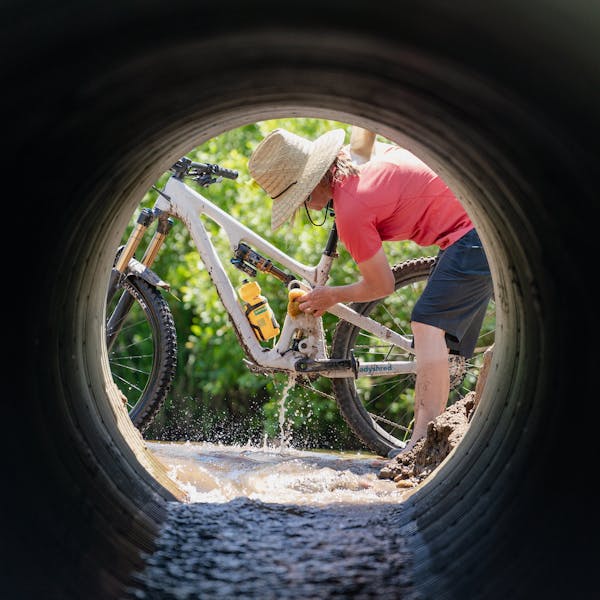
337;211;383;263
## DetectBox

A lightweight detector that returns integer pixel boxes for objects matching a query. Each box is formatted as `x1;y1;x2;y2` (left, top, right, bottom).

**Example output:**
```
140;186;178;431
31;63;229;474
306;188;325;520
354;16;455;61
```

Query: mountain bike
105;157;495;457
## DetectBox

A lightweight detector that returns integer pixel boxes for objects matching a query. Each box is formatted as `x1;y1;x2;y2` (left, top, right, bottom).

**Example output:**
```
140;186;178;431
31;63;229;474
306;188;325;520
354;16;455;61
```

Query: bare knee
411;321;448;362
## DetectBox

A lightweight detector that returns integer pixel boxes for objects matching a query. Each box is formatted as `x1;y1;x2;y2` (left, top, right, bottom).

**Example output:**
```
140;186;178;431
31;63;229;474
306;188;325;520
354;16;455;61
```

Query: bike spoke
111;372;145;394
369;412;412;434
109;361;152;376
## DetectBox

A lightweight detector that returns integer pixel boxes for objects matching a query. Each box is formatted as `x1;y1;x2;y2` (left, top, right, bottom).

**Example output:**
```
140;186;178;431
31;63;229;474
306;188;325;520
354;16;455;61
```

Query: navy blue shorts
411;228;493;358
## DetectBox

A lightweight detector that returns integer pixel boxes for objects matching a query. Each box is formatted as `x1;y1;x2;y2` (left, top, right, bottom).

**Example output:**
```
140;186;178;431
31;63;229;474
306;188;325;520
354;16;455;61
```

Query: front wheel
331;257;495;457
106;275;177;432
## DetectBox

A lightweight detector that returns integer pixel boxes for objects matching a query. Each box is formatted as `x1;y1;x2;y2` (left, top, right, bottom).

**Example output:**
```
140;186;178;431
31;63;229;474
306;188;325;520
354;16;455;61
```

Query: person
248;127;493;457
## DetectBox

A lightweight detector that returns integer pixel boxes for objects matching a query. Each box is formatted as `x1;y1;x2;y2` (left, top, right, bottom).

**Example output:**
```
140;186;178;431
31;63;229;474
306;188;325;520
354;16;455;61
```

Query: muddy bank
379;347;493;488
378;392;476;487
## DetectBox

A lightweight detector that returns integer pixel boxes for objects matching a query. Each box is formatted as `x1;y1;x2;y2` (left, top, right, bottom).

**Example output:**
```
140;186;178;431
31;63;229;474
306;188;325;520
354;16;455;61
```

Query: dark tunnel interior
3;1;598;598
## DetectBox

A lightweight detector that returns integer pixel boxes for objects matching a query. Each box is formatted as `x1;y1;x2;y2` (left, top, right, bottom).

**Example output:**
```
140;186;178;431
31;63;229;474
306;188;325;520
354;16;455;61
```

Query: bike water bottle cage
244;301;271;342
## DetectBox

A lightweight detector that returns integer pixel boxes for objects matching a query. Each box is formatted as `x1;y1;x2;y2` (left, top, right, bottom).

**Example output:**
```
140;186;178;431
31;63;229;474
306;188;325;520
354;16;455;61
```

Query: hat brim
271;129;346;230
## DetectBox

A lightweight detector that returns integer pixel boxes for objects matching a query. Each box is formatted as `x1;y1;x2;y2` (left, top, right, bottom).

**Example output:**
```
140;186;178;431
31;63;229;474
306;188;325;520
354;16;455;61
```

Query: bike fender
126;257;170;291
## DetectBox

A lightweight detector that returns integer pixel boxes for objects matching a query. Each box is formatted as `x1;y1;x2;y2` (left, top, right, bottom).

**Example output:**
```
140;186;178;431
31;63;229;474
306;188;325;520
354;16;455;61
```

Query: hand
297;286;333;318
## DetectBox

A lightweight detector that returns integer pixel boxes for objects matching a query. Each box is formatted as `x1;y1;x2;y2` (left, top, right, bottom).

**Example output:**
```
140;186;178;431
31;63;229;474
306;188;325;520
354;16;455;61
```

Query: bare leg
403;321;449;452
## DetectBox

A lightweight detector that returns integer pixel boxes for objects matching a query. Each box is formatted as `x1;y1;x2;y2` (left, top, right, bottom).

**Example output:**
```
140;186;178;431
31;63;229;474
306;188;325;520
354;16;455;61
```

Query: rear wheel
331;257;495;457
106;275;177;432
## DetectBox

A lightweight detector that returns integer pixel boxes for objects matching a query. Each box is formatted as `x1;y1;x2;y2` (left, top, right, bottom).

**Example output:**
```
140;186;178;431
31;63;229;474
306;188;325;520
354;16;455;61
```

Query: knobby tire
106;276;177;432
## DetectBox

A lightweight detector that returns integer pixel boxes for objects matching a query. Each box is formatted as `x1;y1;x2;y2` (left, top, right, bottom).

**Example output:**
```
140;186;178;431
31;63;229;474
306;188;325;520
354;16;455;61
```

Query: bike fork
106;208;173;351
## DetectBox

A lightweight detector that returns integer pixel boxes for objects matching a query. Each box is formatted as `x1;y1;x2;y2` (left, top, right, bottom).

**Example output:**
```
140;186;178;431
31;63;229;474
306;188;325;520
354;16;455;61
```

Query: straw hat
248;128;346;230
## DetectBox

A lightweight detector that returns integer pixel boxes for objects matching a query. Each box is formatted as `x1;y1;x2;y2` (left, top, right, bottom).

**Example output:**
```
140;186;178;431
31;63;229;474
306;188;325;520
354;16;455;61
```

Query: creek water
126;384;415;599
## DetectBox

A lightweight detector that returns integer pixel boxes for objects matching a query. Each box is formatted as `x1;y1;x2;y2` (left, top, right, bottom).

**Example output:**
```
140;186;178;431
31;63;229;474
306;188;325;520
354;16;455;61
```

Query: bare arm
298;248;395;317
349;127;376;164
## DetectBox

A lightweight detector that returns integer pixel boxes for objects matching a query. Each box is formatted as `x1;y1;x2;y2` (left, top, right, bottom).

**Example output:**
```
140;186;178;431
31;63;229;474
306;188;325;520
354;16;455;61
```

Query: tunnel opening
6;2;597;599
104;115;497;458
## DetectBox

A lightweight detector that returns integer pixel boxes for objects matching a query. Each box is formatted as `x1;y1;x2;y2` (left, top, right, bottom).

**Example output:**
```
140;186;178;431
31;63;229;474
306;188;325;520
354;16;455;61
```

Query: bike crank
294;352;359;379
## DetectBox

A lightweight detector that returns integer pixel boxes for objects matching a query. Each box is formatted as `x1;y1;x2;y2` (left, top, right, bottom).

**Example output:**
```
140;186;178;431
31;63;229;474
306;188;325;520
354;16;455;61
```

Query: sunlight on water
147;372;407;506
148;441;407;505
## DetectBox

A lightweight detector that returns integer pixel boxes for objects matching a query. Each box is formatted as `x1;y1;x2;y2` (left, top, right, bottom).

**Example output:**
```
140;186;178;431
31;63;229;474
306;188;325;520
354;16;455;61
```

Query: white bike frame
154;176;417;380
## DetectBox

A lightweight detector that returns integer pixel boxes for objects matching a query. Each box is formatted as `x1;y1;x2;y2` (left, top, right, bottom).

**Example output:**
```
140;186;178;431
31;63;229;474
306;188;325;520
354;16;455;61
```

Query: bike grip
217;166;238;179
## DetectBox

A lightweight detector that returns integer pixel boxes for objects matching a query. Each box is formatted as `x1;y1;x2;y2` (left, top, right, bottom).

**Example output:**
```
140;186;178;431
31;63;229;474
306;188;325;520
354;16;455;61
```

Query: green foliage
117;118;440;448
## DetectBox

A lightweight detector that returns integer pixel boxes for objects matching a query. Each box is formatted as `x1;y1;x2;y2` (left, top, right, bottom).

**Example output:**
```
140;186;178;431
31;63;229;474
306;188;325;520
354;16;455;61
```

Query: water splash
277;373;297;449
149;441;406;505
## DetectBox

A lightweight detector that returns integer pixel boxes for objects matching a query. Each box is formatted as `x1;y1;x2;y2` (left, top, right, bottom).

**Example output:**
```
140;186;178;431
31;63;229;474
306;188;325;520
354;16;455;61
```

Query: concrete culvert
3;1;597;598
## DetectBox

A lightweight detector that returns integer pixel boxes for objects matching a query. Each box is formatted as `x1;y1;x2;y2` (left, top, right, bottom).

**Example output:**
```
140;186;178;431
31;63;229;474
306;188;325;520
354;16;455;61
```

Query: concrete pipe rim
8;3;596;598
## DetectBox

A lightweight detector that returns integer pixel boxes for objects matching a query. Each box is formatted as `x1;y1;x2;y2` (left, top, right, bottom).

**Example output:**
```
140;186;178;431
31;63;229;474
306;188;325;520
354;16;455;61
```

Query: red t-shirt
333;145;473;263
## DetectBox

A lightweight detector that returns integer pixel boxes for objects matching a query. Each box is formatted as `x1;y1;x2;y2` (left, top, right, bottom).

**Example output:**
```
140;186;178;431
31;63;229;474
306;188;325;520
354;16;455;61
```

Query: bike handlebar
170;157;239;185
190;160;238;180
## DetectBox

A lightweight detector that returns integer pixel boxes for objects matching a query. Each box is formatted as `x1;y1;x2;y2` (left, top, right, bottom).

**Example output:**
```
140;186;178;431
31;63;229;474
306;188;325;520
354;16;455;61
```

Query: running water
126;378;415;599
147;439;405;506
277;373;297;449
